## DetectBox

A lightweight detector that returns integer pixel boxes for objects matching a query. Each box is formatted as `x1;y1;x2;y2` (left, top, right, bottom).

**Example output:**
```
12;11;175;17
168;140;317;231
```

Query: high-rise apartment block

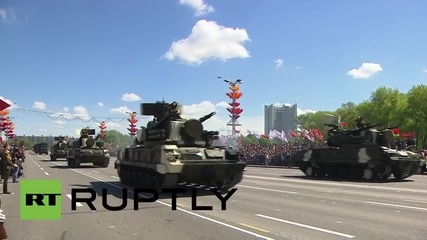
264;103;297;135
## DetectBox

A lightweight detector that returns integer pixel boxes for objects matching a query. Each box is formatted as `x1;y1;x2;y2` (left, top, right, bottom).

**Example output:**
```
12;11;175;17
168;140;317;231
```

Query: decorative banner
221;77;243;136
0;99;11;111
127;112;138;136
98;121;107;139
0;110;9;116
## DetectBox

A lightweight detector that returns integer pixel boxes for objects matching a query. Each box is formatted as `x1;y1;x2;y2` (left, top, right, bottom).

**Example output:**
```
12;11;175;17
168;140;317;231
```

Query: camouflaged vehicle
294;115;422;181
115;101;246;190
33;142;49;155
66;128;110;168
50;136;68;161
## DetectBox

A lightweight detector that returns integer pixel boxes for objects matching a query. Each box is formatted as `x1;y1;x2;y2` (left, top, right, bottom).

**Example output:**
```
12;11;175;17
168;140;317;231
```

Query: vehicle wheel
363;168;375;180
102;159;109;168
304;166;315;177
67;158;74;168
51;155;56;161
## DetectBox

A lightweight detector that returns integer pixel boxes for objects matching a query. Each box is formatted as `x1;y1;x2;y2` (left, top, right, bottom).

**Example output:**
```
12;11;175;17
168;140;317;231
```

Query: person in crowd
0;144;13;194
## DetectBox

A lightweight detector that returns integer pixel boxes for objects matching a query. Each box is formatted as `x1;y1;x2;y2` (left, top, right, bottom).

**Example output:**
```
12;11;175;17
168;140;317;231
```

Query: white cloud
98;102;104;107
0;9;6;20
297;108;316;116
110;106;133;115
73;106;90;121
105;122;121;129
63;107;69;112
33;101;46;110
164;20;250;65
347;62;383;79
121;93;141;102
0;8;16;23
53;120;66;128
179;0;214;16
423;68;427;73
295;66;301;69
215;101;229;108
274;59;283;68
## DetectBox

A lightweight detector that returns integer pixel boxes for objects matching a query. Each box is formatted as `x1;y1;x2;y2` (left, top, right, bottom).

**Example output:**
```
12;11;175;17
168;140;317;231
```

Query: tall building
264;103;297;135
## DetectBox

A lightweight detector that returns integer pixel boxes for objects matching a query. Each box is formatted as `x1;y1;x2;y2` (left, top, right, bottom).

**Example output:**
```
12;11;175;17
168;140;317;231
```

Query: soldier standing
0;144;13;194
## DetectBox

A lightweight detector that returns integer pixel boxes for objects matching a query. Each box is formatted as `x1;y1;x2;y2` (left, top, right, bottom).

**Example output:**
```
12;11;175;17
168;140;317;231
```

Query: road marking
111;176;120;179
403;199;427;204
255;214;355;238
44;172;49;176
244;175;427;193
238;184;298;194
176;203;186;208
66;194;83;206
239;223;270;233
67;166;274;240
91;170;100;173
365;201;427;211
314;190;333;193
40;168;44;170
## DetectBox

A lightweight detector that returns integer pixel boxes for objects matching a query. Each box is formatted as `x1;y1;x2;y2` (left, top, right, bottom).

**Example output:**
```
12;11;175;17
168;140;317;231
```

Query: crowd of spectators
238;141;328;167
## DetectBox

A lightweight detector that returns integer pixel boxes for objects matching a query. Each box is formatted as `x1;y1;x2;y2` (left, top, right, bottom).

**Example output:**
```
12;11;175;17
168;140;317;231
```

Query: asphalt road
2;151;426;240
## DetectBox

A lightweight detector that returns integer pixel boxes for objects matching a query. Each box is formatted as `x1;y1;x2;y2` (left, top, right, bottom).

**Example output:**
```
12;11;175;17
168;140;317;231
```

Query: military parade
2;1;427;239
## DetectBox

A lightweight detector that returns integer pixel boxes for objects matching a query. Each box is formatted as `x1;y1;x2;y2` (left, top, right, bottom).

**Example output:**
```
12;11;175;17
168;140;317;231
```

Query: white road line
365;201;427;211
40;168;44;170
403;199;427;204
314;190;334;193
66;194;83;206
255;214;355;239
68;168;274;240
238;184;298;194
244;175;427;193
91;170;100;173
44;172;49;176
111;176;120;179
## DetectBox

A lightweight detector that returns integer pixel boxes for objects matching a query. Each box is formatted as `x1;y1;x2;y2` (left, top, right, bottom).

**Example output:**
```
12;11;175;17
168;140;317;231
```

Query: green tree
406;85;427;148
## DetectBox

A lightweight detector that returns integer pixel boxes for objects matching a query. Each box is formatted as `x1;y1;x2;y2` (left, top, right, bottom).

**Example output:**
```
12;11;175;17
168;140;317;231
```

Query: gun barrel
199;111;216;122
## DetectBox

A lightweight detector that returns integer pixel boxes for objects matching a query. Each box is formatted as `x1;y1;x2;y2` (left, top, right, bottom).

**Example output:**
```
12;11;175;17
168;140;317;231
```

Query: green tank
33;142;49;155
66;128;110;168
50;136;68;161
114;101;246;190
294;115;422;181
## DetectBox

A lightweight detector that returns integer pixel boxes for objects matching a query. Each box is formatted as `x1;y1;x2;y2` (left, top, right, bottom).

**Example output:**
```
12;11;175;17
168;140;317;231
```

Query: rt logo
20;180;62;220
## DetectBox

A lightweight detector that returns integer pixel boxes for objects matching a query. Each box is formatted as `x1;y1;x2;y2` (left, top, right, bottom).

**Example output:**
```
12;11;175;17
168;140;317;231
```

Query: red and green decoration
220;77;243;136
127;112;138;136
98;121;107;139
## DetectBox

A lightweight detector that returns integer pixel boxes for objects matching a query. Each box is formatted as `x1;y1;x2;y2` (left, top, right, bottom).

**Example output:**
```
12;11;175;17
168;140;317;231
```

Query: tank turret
136;101;218;148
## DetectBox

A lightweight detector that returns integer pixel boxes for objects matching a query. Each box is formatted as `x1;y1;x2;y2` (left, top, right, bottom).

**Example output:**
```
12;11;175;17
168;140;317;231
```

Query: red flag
392;128;400;136
0;99;11;111
289;130;297;137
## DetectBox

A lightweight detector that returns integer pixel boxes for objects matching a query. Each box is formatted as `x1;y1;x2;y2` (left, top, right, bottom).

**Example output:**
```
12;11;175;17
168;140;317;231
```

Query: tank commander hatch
167;101;182;120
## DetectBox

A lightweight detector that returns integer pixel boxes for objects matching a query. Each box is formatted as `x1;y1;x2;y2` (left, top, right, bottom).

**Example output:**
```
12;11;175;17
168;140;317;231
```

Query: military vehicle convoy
114;101;246;190
33;142;49;155
294;115;422;181
66;128;110;168
50;136;68;161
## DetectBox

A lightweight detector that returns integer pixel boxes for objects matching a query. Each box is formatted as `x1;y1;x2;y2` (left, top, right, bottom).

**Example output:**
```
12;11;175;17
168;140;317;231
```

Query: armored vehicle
50;136;68;161
294;115;422;181
66;128;110;168
33;142;49;155
114;101;246;190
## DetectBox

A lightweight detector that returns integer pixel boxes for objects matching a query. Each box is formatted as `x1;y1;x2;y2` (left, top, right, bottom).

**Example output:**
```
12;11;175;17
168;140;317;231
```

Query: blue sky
1;0;426;137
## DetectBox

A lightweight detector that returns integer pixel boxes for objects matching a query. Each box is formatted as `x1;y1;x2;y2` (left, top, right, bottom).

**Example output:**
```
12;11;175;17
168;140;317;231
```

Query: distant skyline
1;0;426;137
